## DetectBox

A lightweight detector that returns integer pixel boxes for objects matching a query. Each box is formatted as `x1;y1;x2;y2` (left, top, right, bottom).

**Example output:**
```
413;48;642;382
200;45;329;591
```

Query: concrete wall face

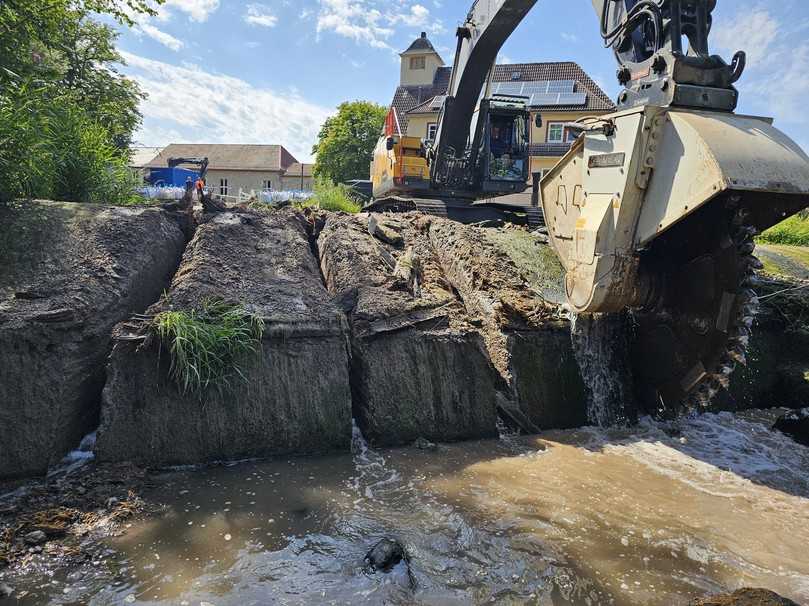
0;202;187;479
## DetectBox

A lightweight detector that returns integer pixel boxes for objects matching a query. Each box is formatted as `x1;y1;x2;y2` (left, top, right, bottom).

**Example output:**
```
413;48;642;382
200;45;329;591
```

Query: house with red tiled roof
391;32;617;178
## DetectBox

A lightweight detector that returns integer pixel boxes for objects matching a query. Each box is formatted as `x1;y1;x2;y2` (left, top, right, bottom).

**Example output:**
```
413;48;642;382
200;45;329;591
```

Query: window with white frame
410;56;426;70
219;178;228;196
427;122;438;141
547;122;577;143
263;179;272;190
547;122;565;143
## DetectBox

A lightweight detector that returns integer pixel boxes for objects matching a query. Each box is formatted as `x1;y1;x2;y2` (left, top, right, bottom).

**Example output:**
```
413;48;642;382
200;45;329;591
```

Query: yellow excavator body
371;135;431;200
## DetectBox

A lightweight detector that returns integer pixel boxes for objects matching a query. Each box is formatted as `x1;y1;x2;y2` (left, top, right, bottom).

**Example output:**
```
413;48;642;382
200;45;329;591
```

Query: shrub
302;178;362;213
153;300;265;397
0;77;140;205
758;213;809;247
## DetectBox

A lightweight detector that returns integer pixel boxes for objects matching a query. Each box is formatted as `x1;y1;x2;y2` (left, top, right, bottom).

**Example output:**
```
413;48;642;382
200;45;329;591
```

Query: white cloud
316;0;444;50
137;23;184;51
163;0;220;22
713;8;809;126
712;9;779;69
244;4;278;28
120;52;332;162
561;32;579;43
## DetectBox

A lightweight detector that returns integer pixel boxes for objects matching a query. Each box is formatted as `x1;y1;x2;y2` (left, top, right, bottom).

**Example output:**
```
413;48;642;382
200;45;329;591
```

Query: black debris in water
773;408;809;447
364;538;407;573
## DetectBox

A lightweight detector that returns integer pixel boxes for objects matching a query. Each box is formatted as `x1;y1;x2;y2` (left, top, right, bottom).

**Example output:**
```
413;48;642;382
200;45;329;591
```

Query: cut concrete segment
426;218;588;430
318;213;500;446
0;200;187;479
97;209;353;466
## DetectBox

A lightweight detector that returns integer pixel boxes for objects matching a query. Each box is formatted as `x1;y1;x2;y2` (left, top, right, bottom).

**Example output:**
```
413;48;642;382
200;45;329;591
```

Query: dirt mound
0;201;187;479
96;208;353;466
318;213;500;446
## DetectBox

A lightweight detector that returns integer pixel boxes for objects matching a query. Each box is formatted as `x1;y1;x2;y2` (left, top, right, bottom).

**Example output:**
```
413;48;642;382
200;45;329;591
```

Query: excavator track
631;201;761;414
367;196;545;229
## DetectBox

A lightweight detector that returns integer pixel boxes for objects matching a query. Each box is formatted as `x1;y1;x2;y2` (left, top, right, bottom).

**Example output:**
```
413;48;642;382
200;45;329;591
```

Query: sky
112;0;809;163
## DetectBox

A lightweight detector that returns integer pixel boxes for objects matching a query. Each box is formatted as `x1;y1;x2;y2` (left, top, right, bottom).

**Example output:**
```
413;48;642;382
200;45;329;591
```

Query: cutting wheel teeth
739;315;754;329
748;257;764;271
737;242;756;255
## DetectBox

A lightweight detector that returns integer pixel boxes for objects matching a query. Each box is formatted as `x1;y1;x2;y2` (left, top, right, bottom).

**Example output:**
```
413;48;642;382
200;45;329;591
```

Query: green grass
153;300;265;397
484;228;566;303
758;212;809;246
300;179;362;213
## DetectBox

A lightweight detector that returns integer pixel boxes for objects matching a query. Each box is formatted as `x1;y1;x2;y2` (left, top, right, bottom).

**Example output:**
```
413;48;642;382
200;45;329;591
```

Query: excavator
166;156;226;213
369;0;809;412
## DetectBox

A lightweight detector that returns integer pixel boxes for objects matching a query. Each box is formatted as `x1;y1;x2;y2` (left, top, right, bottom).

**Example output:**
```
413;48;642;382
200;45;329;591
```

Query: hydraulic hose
601;0;664;54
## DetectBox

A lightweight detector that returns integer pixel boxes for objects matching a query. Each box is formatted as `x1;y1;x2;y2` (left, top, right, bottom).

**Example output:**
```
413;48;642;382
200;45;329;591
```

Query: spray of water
570;312;637;427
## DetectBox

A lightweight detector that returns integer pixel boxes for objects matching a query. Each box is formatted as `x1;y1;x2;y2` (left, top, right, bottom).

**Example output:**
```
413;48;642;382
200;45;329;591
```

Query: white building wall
206;169;285;198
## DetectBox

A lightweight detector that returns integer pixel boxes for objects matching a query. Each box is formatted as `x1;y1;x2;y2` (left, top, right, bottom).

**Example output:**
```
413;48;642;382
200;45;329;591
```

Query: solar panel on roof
547;80;576;93
528;91;588;107
559;92;587;105
528;93;559;106
493;82;523;95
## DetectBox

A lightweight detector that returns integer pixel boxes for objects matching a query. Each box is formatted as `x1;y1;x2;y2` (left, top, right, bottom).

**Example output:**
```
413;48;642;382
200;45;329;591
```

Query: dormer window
410;56;426;70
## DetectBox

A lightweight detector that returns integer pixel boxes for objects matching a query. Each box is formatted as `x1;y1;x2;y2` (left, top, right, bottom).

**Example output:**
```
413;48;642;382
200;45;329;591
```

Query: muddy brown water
4;411;809;606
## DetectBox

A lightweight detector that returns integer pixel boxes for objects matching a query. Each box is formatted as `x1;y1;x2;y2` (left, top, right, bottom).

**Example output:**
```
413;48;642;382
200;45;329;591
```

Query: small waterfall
349;419;401;501
571;313;637;427
47;431;97;478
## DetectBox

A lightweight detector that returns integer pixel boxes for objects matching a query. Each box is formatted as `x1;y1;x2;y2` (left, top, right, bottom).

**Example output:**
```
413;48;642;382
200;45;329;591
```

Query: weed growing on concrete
153;300;265;397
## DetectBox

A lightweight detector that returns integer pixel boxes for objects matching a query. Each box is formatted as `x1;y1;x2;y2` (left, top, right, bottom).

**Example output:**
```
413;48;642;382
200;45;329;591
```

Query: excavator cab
480;104;530;191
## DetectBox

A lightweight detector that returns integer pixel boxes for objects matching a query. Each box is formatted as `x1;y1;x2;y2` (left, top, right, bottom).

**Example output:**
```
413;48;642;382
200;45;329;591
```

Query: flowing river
6;410;809;605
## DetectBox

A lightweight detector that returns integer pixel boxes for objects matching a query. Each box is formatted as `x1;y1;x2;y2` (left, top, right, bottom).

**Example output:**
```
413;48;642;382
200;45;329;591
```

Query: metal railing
529;142;572;157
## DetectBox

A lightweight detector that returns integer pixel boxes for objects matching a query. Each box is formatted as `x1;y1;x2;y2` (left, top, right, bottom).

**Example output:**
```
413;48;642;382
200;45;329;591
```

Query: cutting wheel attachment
631;202;761;414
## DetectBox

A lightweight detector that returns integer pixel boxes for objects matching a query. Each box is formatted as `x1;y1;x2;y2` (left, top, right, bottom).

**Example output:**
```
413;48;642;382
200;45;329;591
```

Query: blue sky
114;0;809;162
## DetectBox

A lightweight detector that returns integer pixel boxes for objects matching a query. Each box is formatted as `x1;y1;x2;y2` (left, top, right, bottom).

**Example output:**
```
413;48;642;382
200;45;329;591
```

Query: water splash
47;431;97;478
571;312;637;427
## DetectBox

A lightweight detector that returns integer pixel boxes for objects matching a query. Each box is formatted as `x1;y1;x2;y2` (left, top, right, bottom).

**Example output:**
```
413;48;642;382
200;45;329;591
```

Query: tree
0;1;148;149
0;0;156;204
313;101;388;184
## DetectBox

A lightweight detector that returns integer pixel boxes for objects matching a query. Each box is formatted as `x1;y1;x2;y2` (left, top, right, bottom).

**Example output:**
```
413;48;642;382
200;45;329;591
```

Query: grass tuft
300;179;362;213
153;300;265;397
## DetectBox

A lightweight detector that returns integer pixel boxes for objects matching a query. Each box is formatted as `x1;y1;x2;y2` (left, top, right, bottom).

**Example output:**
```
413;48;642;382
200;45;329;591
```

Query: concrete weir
0;200;187;479
96;209;353;467
318;213;500;446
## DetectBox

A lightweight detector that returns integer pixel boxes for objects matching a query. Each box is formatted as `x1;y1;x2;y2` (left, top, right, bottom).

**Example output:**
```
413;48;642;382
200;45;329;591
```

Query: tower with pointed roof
400;32;445;86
